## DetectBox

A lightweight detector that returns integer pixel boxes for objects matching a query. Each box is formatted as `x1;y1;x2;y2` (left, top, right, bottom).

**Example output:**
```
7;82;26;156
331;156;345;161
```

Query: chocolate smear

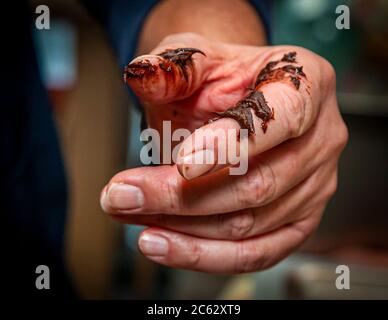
158;48;205;81
207;51;306;135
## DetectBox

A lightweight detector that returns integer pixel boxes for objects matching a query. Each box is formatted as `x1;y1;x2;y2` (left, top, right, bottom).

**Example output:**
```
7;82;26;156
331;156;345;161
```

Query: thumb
124;35;212;104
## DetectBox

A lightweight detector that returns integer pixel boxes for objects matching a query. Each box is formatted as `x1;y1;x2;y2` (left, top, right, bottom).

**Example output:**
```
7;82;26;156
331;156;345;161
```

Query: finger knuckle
280;88;306;138
336;121;349;153
237;161;276;207
322;58;336;85
185;240;202;268
325;173;338;200
165;180;181;213
234;242;268;273
146;175;181;213
325;116;349;159
221;210;256;240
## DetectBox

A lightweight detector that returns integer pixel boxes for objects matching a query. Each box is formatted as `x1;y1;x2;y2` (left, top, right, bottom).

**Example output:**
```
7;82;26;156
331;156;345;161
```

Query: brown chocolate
123;47;205;84
123;59;156;82
255;64;306;89
158;48;205;81
281;51;297;63
207;51;305;136
208;90;274;135
209;104;255;136
239;91;274;133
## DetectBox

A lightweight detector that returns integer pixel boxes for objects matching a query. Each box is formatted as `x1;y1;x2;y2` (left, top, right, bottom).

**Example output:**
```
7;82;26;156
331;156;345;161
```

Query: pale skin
100;0;348;273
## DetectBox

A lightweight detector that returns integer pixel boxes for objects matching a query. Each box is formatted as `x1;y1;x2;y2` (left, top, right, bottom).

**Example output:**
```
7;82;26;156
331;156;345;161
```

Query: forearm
137;0;267;54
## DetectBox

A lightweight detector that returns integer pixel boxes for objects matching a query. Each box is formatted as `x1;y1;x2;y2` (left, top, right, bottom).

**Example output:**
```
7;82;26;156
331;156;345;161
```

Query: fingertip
177;149;217;180
124;46;208;103
123;55;159;83
123;55;170;102
99;185;109;213
175;118;242;179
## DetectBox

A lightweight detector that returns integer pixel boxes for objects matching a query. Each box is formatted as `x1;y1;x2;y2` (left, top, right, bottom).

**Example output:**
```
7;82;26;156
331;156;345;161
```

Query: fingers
110;160;337;240
137;216;318;273
124;34;214;104
177;81;315;180
101;113;325;216
176;48;322;180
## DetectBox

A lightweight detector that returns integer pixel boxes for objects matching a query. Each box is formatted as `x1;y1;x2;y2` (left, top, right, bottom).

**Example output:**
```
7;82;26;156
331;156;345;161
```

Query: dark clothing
83;0;271;69
1;0;270;298
2;2;72;298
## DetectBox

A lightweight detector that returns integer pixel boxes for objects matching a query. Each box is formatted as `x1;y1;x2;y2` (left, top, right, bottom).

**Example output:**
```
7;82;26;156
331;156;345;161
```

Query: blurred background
32;0;388;299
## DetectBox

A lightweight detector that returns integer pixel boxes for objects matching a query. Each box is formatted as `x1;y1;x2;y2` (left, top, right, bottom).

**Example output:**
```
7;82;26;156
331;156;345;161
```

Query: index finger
176;48;321;180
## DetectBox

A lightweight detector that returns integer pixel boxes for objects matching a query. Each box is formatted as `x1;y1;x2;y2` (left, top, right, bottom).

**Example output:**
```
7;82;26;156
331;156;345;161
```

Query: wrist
137;0;267;54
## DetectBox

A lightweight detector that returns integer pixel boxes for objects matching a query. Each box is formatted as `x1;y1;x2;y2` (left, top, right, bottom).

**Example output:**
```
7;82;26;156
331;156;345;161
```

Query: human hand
100;33;348;273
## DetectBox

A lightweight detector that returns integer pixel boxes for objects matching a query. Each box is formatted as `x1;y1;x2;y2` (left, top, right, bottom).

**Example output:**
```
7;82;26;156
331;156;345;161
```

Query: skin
100;0;348;273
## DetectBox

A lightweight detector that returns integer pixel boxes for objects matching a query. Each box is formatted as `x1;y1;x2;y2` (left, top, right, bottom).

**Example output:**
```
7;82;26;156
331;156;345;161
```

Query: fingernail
179;149;216;180
102;183;144;211
139;233;169;257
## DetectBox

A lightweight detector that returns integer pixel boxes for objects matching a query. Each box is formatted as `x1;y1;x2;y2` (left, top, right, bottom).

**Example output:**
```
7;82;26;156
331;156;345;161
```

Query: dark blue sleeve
82;0;159;69
82;0;272;122
249;0;272;43
82;0;272;69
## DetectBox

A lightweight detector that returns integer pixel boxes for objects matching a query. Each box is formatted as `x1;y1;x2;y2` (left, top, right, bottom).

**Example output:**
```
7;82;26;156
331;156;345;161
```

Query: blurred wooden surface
54;17;129;298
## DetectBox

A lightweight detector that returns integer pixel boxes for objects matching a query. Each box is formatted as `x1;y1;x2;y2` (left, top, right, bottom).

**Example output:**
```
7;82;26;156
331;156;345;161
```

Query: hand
100;33;348;273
